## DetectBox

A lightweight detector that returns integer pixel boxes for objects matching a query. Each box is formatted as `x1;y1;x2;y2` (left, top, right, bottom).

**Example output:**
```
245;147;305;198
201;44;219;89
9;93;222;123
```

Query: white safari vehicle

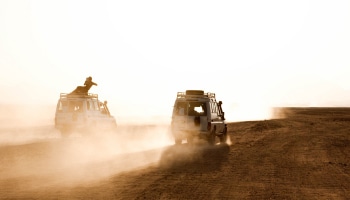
55;93;117;137
171;90;227;145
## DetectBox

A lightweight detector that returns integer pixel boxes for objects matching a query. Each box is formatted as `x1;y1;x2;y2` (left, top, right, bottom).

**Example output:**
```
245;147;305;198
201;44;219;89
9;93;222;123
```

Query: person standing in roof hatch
70;76;98;94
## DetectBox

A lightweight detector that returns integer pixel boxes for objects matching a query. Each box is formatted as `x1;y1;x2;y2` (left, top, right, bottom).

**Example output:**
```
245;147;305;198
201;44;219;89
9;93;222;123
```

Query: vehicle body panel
55;93;116;136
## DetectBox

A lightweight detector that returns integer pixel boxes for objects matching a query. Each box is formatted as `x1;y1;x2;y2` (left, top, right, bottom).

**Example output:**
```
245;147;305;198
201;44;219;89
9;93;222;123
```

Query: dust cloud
0;102;261;191
0;104;59;145
224;104;288;122
0;125;174;190
0;104;174;189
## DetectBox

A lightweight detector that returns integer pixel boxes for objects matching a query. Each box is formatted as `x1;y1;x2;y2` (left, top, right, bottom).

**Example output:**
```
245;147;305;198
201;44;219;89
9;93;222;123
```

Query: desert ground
0;107;349;199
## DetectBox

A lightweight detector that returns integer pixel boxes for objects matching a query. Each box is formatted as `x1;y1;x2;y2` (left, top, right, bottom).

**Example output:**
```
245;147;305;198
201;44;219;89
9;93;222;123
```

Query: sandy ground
0;107;349;199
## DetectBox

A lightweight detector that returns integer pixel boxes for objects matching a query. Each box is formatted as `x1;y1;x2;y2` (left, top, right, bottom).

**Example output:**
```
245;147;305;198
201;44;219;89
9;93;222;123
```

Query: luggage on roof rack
186;90;204;95
176;90;215;99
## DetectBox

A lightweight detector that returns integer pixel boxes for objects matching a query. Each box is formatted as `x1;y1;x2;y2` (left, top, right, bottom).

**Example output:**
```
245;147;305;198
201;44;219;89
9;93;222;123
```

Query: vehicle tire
219;127;227;144
208;127;216;145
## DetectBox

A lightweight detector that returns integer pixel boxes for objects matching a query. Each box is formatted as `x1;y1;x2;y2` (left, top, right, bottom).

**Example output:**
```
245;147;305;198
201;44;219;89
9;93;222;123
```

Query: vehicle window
188;102;207;116
93;100;100;111
57;101;67;112
210;102;217;113
87;100;96;110
87;100;92;110
212;102;218;113
175;102;187;115
68;101;84;112
99;102;108;114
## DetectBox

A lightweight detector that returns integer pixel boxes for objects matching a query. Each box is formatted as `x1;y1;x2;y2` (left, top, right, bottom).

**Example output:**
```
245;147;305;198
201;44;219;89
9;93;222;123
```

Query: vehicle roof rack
177;91;215;99
59;93;98;100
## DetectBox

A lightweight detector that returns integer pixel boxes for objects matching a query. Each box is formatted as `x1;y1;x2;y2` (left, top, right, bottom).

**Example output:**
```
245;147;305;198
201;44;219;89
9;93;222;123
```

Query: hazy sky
1;0;350;122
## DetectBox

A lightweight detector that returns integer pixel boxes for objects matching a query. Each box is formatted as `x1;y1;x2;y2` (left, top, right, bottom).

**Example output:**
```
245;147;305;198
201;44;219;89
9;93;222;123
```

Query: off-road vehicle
55;93;117;137
171;90;227;145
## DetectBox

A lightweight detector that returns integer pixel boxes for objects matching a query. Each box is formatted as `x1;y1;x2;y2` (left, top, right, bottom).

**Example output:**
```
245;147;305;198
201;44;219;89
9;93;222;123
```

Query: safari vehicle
171;90;227;145
55;93;117;137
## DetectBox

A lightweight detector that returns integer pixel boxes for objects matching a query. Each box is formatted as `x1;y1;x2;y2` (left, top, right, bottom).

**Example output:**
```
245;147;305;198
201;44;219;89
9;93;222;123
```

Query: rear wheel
208;127;216;145
219;126;227;144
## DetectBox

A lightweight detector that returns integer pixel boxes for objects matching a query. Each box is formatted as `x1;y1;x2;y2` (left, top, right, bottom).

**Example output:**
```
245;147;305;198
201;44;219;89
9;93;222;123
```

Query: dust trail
0;103;58;145
0;123;174;190
0;103;232;190
0;125;60;145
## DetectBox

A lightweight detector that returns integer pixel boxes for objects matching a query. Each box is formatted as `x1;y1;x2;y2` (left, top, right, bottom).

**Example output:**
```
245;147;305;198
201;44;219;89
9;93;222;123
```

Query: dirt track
1;108;349;199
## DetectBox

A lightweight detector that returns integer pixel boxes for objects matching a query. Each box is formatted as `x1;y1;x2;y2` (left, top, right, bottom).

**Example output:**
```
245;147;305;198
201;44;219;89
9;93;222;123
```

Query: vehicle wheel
208;127;216;145
219;127;227;144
